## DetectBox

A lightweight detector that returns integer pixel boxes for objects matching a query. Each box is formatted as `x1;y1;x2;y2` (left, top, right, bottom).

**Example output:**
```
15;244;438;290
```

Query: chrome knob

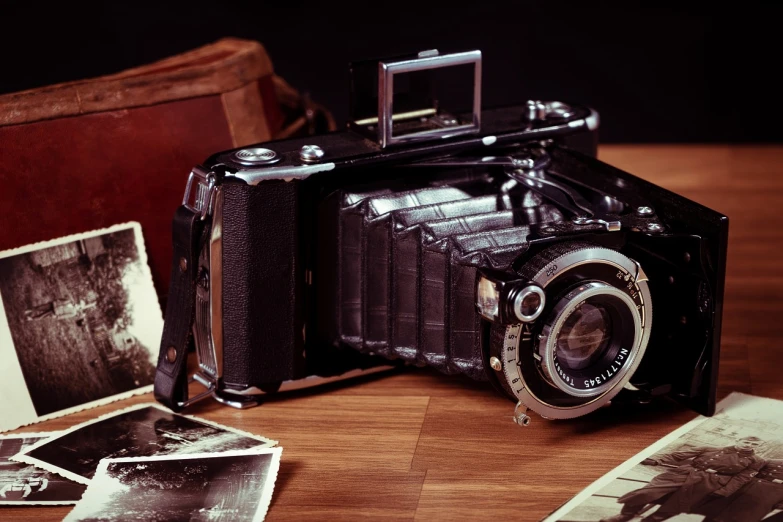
513;401;531;427
299;144;325;163
232;147;280;166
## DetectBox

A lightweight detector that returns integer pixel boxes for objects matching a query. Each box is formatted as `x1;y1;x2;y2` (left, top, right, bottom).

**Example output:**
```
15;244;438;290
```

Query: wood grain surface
3;145;782;521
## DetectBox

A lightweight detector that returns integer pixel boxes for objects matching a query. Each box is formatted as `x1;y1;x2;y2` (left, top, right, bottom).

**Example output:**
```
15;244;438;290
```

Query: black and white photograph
63;447;282;522
12;403;277;485
545;392;783;522
0;432;86;505
0;222;163;432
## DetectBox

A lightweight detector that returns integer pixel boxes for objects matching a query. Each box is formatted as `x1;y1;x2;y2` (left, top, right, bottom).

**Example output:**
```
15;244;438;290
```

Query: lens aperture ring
500;244;653;420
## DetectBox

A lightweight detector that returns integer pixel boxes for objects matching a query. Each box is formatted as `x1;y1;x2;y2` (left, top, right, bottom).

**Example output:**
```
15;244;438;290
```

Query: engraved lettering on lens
583;347;629;389
553;354;575;386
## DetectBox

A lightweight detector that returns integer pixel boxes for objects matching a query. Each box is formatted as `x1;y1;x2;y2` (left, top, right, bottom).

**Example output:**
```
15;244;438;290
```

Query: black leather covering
221;178;305;389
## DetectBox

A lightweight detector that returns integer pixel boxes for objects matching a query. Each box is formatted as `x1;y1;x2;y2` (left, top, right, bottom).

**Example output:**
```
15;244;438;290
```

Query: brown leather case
0;37;333;301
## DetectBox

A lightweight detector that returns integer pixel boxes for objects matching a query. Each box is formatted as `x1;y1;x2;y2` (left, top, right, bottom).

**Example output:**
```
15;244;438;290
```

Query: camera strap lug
153;202;212;411
182;165;217;220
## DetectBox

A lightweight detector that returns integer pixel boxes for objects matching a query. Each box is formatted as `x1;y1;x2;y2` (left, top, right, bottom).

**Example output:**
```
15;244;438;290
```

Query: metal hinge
183;165;217;220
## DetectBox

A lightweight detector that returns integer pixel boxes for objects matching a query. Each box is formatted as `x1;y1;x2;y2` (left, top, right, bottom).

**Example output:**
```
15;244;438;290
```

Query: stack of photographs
0;223;164;432
0;225;282;520
0;432;86;505
544;392;783;522
4;404;281;521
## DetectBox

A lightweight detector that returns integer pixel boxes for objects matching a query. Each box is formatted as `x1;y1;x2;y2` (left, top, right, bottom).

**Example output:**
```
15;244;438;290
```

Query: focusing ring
499;244;652;420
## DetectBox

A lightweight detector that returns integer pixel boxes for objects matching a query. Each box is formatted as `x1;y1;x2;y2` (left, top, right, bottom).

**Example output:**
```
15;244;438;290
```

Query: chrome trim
353;108;437;126
586;109;600;131
212;393;260;409
182;166;216;220
377;50;482;148
513;401;532;427
565;109;600;133
187;189;224;406
176;374;260;410
632;260;649;284
299;144;325;164
228;162;336;185
208;189;224;379
527;100;576;122
227;107;597;186
232;147;281;166
411;154;538;169
193;223;216;380
176;373;216;409
545;101;575;119
571;215;622;232
193;280;214;375
510;167;593;217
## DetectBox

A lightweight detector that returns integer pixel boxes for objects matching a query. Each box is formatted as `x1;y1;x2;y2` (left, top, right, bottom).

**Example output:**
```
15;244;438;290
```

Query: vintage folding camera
154;49;728;425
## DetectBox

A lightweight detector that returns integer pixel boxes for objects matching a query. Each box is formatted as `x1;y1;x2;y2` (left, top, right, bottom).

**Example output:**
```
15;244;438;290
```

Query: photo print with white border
64;447;282;522
12;403;277;485
544;392;783;522
0;222;163;432
0;432;86;505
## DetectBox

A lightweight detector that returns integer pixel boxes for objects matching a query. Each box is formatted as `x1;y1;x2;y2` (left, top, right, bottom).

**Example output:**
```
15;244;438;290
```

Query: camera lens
499;244;653;420
538;281;640;398
555;301;611;371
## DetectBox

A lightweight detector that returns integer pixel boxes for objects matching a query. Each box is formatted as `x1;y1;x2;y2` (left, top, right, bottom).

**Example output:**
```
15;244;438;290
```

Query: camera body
154;50;727;423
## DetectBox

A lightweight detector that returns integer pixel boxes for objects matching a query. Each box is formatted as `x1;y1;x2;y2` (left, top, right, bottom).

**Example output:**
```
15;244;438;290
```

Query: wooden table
5;145;783;521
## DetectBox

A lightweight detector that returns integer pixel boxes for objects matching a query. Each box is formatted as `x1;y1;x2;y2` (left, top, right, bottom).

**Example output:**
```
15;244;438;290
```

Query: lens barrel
538;281;640;398
497;244;652;420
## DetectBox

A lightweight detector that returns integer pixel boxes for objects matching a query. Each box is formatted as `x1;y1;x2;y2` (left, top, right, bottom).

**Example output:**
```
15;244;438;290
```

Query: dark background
2;4;781;143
